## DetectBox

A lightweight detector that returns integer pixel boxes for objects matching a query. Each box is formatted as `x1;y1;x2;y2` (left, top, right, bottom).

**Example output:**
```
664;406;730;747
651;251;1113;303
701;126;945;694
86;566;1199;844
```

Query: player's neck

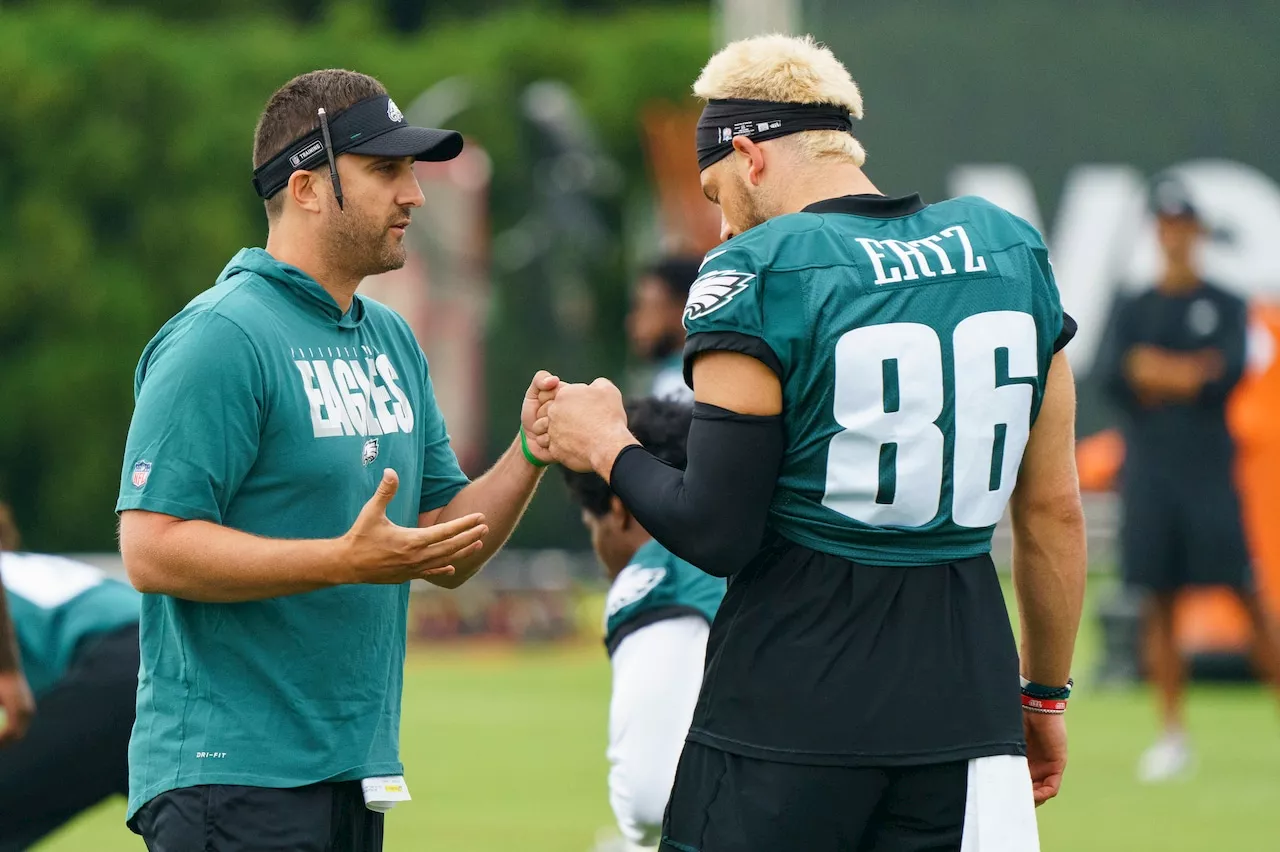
265;229;362;312
782;164;882;214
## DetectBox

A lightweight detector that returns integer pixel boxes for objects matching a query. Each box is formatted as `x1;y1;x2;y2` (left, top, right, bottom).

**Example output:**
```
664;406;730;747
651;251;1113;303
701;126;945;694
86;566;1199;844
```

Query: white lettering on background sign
948;159;1280;374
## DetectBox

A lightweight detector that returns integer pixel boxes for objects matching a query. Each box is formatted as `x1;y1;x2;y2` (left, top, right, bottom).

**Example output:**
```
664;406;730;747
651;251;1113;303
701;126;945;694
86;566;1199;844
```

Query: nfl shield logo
132;460;152;488
361;438;380;466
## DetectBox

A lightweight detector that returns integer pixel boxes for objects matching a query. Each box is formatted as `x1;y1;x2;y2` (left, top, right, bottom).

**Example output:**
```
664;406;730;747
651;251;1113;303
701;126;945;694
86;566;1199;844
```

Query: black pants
0;624;138;852
130;781;384;852
662;742;974;852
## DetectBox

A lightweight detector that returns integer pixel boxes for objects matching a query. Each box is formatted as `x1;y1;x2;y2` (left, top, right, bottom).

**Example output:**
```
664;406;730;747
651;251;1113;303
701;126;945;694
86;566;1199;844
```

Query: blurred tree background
2;0;1275;552
0;1;712;552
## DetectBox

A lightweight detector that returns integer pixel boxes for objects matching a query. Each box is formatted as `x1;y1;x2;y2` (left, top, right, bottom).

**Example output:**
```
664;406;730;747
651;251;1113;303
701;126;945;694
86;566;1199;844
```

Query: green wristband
520;427;550;468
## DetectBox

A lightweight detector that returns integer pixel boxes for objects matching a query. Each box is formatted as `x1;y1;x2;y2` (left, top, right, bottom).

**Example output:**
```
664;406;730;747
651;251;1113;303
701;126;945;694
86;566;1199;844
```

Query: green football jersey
0;552;140;697
682;194;1067;566
603;539;725;656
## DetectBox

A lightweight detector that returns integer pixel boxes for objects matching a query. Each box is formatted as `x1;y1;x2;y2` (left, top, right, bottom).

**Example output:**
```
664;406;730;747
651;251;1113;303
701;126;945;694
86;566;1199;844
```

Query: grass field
34;584;1280;851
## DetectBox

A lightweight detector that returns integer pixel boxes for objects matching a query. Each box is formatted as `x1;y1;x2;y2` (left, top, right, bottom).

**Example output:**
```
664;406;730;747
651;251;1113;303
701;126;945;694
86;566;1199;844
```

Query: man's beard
322;204;410;280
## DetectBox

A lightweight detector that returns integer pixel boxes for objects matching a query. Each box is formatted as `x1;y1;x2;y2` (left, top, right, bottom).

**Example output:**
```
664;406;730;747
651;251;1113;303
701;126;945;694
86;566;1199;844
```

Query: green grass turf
34;586;1280;851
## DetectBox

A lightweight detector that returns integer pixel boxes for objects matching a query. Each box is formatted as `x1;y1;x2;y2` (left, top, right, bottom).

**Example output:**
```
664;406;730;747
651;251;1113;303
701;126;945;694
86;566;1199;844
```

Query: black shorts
128;781;383;852
1121;476;1253;592
0;624;138;852
661;742;1038;852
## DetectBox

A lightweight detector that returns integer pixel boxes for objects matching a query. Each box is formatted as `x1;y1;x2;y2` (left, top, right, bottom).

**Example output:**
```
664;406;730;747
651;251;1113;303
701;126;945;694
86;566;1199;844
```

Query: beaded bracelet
1020;676;1073;715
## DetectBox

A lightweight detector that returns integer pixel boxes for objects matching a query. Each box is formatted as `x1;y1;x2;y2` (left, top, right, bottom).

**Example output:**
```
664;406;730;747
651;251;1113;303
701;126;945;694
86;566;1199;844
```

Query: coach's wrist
324;536;360;587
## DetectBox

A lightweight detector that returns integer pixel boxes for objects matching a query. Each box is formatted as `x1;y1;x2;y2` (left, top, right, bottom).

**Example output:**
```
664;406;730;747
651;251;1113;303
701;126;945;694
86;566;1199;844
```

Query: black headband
695;98;854;171
251;94;463;200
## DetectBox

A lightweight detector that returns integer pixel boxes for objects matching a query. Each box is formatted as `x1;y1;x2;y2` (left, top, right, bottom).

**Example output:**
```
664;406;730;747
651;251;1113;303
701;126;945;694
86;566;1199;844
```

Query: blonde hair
693;34;866;166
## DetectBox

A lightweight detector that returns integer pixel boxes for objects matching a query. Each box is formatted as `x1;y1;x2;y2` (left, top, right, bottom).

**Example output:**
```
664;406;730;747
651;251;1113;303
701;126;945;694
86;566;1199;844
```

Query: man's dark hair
562;397;692;517
253;69;387;219
643;256;703;300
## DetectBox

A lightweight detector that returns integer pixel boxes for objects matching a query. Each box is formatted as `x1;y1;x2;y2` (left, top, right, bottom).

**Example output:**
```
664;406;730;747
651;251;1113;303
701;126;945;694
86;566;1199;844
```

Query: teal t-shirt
683;195;1065;566
115;248;470;818
0;552;140;697
603;539;725;657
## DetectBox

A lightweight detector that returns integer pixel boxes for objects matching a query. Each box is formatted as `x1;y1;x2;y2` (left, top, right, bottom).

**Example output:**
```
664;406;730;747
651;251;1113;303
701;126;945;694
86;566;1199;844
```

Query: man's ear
732;136;766;187
609;494;634;530
287;169;323;214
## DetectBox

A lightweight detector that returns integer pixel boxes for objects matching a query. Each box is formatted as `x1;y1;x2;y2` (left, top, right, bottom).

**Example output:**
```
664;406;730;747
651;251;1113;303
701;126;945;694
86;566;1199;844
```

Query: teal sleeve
116;312;262;523
418;363;470;514
681;244;783;384
683;245;766;339
1001;210;1066;371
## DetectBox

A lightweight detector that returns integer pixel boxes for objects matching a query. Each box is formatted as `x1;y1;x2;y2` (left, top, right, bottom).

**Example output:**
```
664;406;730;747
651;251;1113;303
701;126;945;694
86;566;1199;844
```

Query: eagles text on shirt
291;345;415;438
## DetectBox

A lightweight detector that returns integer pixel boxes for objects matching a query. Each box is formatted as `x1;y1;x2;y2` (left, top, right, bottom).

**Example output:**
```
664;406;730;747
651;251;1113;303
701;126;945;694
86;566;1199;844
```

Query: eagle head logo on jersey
683;270;756;326
361;438;380;466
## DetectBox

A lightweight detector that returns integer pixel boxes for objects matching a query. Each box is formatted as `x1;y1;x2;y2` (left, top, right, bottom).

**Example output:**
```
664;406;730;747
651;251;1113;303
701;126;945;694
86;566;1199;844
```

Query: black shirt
1098;281;1247;486
687;537;1024;766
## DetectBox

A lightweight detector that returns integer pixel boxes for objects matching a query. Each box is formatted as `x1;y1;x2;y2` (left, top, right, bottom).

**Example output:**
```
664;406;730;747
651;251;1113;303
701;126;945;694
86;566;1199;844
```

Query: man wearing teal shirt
0;506;141;852
117;70;558;852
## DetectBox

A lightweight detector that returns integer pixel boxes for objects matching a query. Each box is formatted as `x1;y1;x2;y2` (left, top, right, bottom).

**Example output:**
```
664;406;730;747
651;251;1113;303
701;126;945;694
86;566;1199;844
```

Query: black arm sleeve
1054;312;1078;353
608;402;784;577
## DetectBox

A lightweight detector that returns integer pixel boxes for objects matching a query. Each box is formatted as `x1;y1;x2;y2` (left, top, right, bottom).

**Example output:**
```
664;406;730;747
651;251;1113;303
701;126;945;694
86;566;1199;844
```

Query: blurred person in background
539;34;1086;851
0;502;140;852
116;69;558;852
627;257;701;403
562;398;724;852
0;502;33;752
1098;178;1280;782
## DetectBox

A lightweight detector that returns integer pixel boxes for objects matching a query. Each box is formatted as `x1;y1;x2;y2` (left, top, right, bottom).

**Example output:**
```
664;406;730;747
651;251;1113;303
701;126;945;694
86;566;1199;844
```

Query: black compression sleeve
608;403;784;577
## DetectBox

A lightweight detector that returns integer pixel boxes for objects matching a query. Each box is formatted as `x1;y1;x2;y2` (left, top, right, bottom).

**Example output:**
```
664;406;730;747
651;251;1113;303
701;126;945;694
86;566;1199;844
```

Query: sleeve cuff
683;331;783;389
1054;312;1078;353
418;478;470;514
605;605;712;657
114;495;222;523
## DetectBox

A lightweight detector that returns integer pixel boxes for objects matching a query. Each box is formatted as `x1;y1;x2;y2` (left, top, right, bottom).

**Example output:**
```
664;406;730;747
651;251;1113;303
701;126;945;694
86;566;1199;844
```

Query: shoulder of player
938;195;1048;251
605;541;681;609
698;213;843;279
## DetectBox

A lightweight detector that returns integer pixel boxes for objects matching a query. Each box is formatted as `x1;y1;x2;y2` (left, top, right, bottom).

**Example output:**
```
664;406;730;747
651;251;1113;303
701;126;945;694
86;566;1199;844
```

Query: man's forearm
120;513;345;603
427;437;544;588
1010;499;1088;687
0;583;22;674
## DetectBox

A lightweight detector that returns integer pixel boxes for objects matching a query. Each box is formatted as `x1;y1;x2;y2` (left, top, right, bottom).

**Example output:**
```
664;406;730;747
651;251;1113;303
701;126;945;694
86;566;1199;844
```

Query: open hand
340;470;488;584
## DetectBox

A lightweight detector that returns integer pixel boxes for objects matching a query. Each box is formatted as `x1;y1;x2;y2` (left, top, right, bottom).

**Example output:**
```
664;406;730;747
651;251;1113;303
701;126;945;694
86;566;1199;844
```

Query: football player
538;34;1086;851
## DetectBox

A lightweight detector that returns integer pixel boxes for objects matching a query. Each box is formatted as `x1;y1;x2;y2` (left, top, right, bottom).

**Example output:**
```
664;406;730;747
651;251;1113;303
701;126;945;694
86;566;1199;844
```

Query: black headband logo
289;140;324;169
696;99;854;171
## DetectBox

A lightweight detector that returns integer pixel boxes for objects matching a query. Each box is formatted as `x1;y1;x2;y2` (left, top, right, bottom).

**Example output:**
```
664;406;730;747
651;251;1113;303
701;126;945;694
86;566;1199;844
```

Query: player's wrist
594;430;640;483
1020;676;1073;714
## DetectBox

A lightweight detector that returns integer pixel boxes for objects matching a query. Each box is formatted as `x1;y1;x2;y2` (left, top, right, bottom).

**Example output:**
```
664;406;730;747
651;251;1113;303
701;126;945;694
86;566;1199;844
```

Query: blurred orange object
1076;428;1124;492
